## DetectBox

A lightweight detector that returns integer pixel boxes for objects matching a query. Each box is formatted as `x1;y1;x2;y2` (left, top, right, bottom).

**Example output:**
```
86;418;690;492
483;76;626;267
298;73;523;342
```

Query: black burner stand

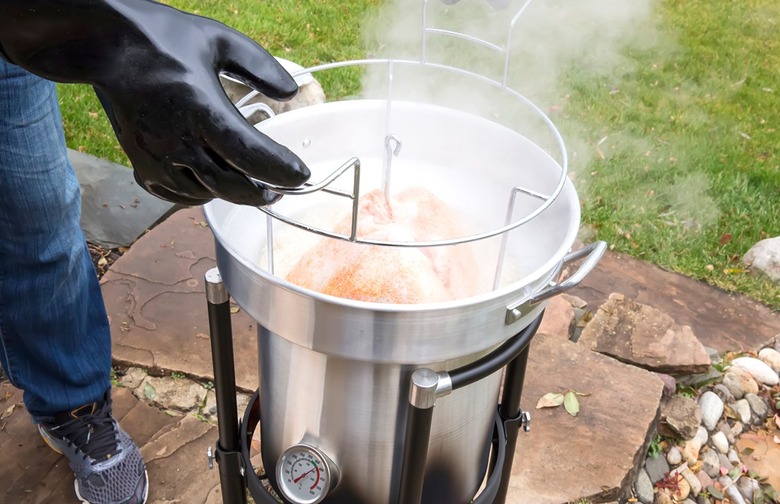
205;266;542;504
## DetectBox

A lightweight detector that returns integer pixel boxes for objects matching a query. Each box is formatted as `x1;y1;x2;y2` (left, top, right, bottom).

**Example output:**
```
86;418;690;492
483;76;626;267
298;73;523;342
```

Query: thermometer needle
294;469;315;484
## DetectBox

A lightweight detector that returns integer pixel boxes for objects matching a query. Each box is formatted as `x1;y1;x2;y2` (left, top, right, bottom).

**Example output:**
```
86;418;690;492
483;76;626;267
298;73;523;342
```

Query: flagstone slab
0;384;221;504
508;332;664;503
101;207;259;392
70;149;175;248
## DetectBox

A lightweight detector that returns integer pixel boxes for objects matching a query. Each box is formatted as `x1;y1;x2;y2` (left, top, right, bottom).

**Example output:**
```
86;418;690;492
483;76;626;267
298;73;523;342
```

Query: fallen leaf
143;384;156;400
719;233;732;245
98;257;108;267
1;404;15;420
536;392;564;409
229;306;240;314
774;435;780;444
564;390;580;416
707;485;724;500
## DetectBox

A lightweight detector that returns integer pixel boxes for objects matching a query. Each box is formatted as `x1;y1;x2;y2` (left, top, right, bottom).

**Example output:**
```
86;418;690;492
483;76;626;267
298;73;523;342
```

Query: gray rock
118;367;147;389
133;375;206;411
659;395;702;439
736;477;759;502
666;446;682;465
70;149;175;248
713;383;735;403
710;431;729;454
645;452;670;483
696;497;712;504
743;235;780;282
721;369;759;399
732;399;752;424
728;447;741;465
731;421;744;437
745;393;770;421
700;448;720;478
719;475;748;504
698;391;724;431
717;420;735;444
683;500;696;504
634;468;654;504
219;58;326;120
718;452;732;470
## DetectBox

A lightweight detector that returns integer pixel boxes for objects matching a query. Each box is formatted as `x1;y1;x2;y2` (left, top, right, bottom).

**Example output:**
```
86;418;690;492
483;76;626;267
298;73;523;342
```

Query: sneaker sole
40;426;150;504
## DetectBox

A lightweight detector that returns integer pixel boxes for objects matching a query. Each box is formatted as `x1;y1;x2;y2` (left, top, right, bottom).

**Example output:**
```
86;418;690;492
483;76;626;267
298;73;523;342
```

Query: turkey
285;187;482;304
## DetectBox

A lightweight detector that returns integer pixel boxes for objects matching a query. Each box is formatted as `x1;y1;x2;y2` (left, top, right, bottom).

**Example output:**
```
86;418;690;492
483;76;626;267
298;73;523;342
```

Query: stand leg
493;344;531;504
397;369;443;504
205;268;247;504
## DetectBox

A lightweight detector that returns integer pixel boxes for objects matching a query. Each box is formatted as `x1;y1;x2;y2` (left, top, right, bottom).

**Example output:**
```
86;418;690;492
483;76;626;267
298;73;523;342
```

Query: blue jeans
0;60;111;418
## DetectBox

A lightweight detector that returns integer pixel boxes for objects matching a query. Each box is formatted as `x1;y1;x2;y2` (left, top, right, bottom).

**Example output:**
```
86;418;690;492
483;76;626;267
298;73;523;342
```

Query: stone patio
1;205;779;504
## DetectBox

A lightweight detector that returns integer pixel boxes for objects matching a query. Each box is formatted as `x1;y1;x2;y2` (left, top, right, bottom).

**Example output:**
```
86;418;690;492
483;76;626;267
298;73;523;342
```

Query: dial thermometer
277;444;338;504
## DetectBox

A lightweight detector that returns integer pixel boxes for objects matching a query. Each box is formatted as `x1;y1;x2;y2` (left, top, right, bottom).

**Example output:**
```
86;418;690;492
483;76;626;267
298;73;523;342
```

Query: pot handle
505;241;606;325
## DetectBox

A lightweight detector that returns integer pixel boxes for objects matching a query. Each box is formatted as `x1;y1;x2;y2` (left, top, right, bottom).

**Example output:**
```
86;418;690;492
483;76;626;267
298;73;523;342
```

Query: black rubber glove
0;0;310;206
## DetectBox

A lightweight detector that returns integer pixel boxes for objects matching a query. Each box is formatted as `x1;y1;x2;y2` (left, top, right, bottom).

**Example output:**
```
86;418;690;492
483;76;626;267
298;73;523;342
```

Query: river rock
745;392;769;421
645;451;670;483
657;373;677;399
721;368;759;399
701;448;720;478
710;431;729;454
719;475;748;504
666;446;682;465
634;469;654;504
578;294;711;374
676;476;692;500
681;467;702;496
759;347;780;372
736;477;759;502
681;438;701;464
657;491;674;504
712;383;735;403
731;356;779;385
732;399;752;424
718;452;732;470
659;395;702;439
742;236;780;282
694;426;708;446
717;421;735;444
696;470;713;491
698;392;724;431
731;421;744;437
728;447;741;465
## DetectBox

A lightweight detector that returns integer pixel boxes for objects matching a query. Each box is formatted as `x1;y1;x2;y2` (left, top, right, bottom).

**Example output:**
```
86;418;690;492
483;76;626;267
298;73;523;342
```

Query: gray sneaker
38;391;149;504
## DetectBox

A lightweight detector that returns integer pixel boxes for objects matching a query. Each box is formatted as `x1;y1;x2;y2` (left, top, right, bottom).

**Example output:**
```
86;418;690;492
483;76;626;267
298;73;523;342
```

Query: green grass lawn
57;0;780;309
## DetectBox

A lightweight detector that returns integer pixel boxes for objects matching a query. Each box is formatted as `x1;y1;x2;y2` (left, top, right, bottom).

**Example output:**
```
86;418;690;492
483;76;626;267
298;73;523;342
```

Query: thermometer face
277;444;333;504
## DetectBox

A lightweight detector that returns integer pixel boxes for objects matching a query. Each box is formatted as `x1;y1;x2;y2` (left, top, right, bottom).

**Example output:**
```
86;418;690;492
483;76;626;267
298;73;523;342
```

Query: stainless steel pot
205;66;601;504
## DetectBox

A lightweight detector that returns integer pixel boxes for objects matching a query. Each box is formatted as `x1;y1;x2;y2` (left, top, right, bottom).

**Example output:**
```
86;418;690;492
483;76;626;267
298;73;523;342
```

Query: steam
358;0;719;238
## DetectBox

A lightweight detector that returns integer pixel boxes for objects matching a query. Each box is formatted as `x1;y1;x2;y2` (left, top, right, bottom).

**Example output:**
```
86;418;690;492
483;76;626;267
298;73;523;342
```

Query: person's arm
0;0;310;206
